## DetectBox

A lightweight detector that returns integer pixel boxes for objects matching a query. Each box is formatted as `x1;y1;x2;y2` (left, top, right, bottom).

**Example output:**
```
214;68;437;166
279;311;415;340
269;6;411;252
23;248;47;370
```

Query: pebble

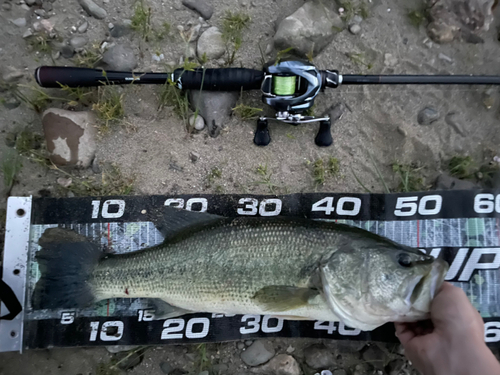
265;43;273;55
70;36;88;49
106;345;138;353
250;354;300;375
91;158;101;174
237;342;245;350
482;88;496;109
116;349;143;370
42;108;98;168
108;22;114;29
245;340;253;346
438;52;453;63
159;362;173;374
304;344;336;370
25;0;36;5
198;371;209;375
212;364;228;373
240;340;275;366
189;151;200;162
417;106;439;125
110;24;131;38
349;24;361;35
22;29;33;38
397;126;407;137
361;345;388;370
434;173;478;190
189;114;205;131
3;97;20;110
42;1;52;11
196;27;225;60
2;67;24;83
61;45;75;58
352;15;363;24
182;0;213;20
385;358;406;375
56;177;72;188
2;2;12;11
445;112;465;136
286;345;295;353
34;9;47;17
12;18;27;27
78;21;89;33
384;53;398;67
78;0;107;19
333;370;347;375
102;44;137;71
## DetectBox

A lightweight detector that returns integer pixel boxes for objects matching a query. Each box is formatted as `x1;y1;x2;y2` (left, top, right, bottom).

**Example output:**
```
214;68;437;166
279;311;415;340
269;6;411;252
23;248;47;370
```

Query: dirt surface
1;0;500;373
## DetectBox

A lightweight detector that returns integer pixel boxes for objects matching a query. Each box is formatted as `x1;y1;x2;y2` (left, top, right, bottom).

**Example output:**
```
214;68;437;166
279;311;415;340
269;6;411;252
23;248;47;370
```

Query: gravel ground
1;0;500;373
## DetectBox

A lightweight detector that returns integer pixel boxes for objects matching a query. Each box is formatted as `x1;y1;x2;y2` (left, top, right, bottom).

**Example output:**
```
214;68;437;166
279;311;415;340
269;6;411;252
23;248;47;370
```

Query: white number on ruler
89;321;124;341
485;322;500;343
138;309;155;322
240;315;284;334
164;198;208;212
60;312;75;325
394;195;442;217
91;200;126;219
474;194;500;214
161;318;210;340
311;197;361;216
313;321;361;336
237;198;282;216
314;321;336;334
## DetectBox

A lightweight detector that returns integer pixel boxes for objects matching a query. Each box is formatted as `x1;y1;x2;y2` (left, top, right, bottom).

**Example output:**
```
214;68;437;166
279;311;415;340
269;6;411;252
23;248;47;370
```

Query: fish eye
398;253;412;267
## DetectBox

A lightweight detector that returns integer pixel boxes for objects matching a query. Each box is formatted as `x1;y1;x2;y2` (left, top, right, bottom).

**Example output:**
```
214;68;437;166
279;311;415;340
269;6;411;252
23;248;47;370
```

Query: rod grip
174;68;264;91
35;66;111;87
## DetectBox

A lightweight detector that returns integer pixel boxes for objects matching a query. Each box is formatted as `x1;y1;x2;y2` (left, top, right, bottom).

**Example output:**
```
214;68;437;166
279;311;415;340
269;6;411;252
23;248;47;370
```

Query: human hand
395;282;500;375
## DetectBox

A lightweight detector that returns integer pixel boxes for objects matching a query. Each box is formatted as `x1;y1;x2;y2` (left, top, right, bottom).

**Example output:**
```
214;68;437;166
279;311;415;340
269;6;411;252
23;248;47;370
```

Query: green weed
275;47;295;64
346;52;373;70
392;162;426;192
407;9;427;27
96;347;145;375
309;157;340;186
131;1;152;41
92;86;125;133
254;164;286;194
195;344;211;373
26;32;53;54
338;0;370;21
303;104;316;117
448;155;475;179
61;164;134;196
14;130;52;167
1;149;23;196
232;103;263;120
159;80;190;120
74;43;103;68
205;167;222;188
221;11;251;65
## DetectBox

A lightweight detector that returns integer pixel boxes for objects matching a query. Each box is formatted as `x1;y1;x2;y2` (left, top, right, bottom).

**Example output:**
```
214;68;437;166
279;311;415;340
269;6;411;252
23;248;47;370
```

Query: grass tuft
232;103;263;120
1;149;23;196
92;86;125;133
60;164;134;196
346;52;373;70
205;167;222;188
448;155;475;179
221;11;251;66
407;9;428;27
14;130;52;167
74;42;103;68
392;162;426;192
338;0;370;21
131;0;152;41
309;157;340;186
254;164;287;194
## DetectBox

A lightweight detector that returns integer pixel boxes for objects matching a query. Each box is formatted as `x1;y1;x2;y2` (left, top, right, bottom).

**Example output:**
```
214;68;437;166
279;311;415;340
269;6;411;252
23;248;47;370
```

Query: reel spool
256;60;331;147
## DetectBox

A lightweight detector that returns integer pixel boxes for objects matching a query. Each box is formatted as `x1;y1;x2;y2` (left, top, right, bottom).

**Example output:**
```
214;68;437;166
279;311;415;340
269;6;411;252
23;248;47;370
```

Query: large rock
197;27;225;60
240;340;276;367
42;109;97;168
101;44;137;71
274;0;343;57
78;0;107;19
434;173;479;190
303;344;336;370
189;90;238;138
250;354;301;375
182;0;213;20
427;0;495;43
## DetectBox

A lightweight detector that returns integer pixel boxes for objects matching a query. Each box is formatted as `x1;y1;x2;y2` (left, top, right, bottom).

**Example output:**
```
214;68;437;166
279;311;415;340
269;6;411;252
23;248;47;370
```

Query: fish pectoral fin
252;286;319;312
148;299;191;320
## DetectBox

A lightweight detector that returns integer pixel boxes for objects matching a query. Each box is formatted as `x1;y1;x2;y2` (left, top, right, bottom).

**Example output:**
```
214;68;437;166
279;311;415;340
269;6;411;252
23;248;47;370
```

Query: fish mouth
408;258;448;313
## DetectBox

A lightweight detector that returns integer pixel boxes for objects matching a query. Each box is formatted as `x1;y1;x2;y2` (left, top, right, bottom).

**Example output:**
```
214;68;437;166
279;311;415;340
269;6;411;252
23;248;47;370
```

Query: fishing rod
35;61;500;147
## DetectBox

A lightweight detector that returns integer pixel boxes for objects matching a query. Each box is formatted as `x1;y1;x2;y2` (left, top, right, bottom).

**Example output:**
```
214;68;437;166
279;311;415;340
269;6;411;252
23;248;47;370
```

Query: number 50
394;195;442;217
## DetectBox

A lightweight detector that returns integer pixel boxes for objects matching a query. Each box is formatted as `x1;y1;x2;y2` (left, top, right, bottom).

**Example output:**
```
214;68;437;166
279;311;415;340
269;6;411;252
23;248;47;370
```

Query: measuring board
2;190;500;352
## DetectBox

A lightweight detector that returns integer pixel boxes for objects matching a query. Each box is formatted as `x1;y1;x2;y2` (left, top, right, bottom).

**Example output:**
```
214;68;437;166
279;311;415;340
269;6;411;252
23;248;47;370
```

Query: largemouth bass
33;207;448;331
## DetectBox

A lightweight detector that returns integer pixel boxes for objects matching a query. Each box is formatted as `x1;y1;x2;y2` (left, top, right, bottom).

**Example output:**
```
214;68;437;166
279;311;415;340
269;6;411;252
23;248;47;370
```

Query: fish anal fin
148;299;191;320
252;286;319;312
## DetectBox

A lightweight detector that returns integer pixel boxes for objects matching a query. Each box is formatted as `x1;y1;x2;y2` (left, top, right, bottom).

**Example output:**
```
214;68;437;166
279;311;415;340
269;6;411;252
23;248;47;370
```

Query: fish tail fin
32;228;102;310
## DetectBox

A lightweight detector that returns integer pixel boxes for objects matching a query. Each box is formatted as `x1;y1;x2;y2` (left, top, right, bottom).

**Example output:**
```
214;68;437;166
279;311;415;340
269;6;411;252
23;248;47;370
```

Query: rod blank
342;74;500;85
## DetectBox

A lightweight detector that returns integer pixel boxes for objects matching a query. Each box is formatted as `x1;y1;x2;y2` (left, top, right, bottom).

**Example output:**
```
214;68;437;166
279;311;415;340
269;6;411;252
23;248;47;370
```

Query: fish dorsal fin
148;206;225;242
252;286;319;312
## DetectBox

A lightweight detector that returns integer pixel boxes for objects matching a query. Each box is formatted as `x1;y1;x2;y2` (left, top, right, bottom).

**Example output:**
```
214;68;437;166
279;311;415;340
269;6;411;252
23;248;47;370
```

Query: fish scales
91;219;339;320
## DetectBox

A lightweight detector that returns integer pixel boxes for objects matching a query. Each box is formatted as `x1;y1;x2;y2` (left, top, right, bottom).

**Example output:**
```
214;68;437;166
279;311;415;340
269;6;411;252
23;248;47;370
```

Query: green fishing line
272;75;296;96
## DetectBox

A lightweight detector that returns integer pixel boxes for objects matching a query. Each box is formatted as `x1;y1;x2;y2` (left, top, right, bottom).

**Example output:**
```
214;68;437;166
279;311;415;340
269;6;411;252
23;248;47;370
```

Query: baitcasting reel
257;60;338;147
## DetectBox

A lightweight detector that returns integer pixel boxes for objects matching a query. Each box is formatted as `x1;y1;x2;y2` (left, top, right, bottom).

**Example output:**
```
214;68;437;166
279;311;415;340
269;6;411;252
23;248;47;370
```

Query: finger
394;323;415;345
